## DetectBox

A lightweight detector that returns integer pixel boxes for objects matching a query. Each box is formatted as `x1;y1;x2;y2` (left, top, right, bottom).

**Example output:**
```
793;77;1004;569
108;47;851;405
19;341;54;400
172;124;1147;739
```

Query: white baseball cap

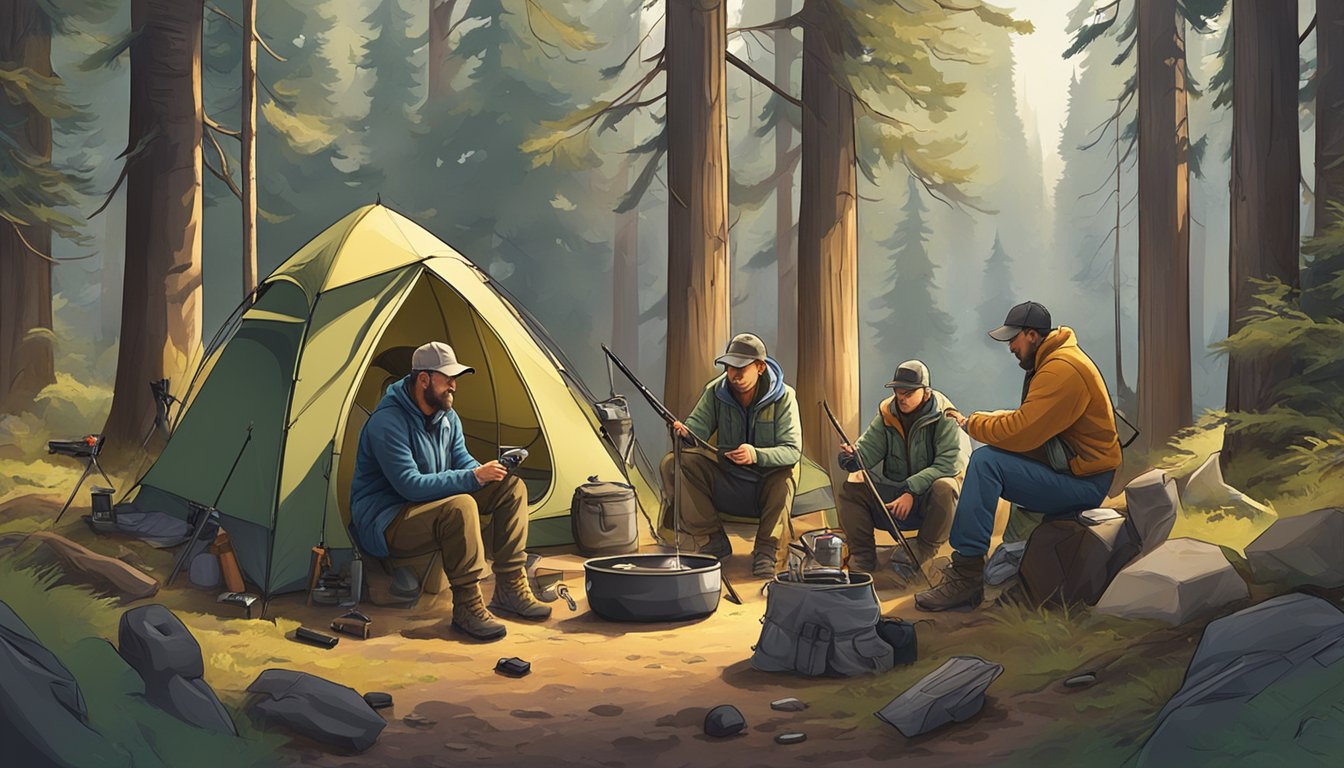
411;342;475;378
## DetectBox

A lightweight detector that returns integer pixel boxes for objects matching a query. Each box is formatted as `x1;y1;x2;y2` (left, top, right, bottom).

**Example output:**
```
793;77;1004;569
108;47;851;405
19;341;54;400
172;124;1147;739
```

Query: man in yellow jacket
915;301;1121;612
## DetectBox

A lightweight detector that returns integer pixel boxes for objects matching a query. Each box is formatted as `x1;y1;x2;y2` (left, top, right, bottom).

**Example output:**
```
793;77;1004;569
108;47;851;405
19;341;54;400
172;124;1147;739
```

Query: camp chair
345;523;445;609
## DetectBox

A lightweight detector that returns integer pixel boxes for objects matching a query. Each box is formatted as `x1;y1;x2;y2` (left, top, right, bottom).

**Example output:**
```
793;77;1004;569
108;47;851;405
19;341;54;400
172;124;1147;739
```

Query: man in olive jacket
836;360;969;581
661;333;802;578
918;301;1121;612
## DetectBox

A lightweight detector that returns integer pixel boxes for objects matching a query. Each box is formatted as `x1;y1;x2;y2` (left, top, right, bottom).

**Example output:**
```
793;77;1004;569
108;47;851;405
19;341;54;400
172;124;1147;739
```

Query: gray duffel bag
751;572;893;677
570;476;638;556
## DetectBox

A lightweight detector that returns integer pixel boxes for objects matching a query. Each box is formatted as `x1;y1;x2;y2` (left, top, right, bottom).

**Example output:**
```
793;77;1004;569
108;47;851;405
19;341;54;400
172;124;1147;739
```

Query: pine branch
4;221;96;263
726;51;801;110
89;125;159;218
727;12;802;35
205;4;287;62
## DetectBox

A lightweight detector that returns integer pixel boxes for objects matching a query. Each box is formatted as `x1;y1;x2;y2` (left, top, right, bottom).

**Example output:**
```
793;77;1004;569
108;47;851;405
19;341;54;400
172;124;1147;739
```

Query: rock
1123;469;1180;556
158;674;236;736
1064;673;1096;688
402;713;436;727
874;655;1003;738
589;704;623;717
1137;594;1344;766
1181;452;1273;519
1245;507;1344;589
188;552;221;589
775;732;807;745
1018;516;1139;607
118;605;204;686
11;532;158;604
770;697;807;712
1095;538;1249;625
443;743;470;751
247;669;386;753
0;601;130;768
984;540;1027;586
703;704;746;737
363;692;393;710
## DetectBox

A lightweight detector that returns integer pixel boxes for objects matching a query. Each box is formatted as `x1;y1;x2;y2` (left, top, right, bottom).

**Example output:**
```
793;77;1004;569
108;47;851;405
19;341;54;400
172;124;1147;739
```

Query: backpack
750;572;894;677
569;476;638;556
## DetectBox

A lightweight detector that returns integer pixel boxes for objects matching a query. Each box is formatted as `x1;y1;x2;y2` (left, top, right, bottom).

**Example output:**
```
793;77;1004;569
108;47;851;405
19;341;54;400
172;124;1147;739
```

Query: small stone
444;743;470;751
684;655;706;664
589;704;624;717
626;654;640;660
776;732;807;745
403;713;436;727
770;697;807;712
703;704;746;737
644;663;662;669
510;709;552;719
1064;673;1097;688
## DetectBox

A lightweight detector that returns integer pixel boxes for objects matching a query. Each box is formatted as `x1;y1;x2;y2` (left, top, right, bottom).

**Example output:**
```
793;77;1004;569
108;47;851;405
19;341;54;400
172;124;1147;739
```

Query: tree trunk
1317;0;1344;235
1135;0;1192;448
428;0;460;102
1224;0;1299;467
0;0;55;412
797;3;858;486
774;0;800;381
242;0;257;300
1112;115;1132;410
103;0;204;456
664;0;729;416
612;156;640;367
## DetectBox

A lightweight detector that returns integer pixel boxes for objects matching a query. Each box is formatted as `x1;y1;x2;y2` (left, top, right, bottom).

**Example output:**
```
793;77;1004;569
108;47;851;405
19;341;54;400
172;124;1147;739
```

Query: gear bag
750;572;894;677
570;476;638;556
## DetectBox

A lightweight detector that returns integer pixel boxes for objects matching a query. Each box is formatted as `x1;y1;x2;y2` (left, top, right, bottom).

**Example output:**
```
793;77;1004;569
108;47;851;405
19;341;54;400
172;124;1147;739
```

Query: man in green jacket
836;360;969;581
661;333;802;578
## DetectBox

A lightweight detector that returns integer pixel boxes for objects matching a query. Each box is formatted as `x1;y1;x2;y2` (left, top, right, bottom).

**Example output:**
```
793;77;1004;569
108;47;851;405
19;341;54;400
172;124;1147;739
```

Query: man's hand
473;460;508;484
724;443;757;465
839;442;856;456
945;408;968;429
672;420;691;439
886;492;916;521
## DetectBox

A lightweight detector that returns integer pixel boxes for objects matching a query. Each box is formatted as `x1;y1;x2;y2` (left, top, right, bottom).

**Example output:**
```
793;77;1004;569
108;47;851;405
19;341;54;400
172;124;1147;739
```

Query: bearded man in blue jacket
350;342;548;642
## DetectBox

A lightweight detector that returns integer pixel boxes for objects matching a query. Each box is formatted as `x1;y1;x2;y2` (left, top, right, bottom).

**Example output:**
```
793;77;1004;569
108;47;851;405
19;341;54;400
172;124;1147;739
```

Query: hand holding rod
601;344;718;454
820;400;932;589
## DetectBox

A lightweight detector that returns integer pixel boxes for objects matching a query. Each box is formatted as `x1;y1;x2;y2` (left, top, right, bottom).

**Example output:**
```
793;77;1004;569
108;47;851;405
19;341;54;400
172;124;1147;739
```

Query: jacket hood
881;388;953;431
378;374;447;426
1035;326;1078;369
715;356;787;410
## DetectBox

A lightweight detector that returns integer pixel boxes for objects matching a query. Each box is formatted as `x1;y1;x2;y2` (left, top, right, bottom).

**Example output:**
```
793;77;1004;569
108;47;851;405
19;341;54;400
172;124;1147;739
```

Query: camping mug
814;533;843;568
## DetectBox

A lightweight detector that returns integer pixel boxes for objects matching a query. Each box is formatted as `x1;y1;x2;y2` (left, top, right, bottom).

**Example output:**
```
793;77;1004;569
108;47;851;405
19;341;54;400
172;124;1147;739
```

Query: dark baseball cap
884;360;930;390
715;333;768;368
988;301;1052;342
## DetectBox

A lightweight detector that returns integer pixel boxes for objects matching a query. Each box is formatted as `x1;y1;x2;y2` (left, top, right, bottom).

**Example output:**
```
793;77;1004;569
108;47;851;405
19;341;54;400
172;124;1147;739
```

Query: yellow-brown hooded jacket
965;326;1121;477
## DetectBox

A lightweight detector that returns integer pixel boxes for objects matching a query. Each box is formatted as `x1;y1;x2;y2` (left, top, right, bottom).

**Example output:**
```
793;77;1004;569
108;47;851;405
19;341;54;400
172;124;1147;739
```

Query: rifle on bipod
600;344;718;454
821;400;933;589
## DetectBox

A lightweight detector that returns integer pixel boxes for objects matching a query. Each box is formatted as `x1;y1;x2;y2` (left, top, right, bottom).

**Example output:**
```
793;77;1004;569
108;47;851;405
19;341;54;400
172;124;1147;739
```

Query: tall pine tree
978;231;1016;352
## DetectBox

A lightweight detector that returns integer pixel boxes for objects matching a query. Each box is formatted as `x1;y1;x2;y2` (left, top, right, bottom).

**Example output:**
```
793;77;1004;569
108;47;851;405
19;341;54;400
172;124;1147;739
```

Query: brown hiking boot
698;530;732;560
752;551;777;578
489;570;552;620
891;541;940;587
451;584;507;641
914;552;986;612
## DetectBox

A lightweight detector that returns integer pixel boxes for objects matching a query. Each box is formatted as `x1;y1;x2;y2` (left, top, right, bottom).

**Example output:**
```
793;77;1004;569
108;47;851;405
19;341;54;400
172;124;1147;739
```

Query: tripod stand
51;435;115;528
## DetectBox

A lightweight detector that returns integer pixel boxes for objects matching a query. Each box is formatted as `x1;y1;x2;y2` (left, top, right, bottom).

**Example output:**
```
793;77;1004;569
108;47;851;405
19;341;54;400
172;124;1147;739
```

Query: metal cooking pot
584;553;721;622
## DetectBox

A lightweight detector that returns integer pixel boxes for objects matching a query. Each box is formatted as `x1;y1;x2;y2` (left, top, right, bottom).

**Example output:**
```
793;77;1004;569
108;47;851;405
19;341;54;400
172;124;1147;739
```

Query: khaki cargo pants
382;474;528;589
659;447;796;559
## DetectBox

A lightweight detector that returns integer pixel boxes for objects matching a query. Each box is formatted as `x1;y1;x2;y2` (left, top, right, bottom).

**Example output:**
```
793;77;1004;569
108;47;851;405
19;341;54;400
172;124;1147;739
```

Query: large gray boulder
1245;507;1344;589
1123;469;1180;556
1137;593;1344;766
0;601;129;767
1018;513;1138;607
247;669;386;753
1180;452;1273;519
874;655;1003;737
118;604;235;735
1095;538;1248;625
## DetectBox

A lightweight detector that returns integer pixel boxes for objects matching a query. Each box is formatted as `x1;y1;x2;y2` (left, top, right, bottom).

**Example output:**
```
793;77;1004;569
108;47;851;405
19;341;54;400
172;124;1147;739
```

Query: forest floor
0;456;1284;768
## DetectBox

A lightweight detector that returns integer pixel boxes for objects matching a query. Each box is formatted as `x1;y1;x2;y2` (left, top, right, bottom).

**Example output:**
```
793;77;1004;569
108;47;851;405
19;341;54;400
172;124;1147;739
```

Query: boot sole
488;602;552;620
451;621;507;641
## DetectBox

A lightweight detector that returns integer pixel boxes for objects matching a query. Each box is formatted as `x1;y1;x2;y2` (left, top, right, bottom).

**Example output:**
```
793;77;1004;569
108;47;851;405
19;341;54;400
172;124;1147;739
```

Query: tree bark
428;0;460;102
1317;0;1344;234
0;0;55;411
797;3;858;486
1224;0;1299;466
612;157;640;367
103;0;204;455
242;0;257;300
774;0;800;381
664;0;729;416
1136;0;1192;447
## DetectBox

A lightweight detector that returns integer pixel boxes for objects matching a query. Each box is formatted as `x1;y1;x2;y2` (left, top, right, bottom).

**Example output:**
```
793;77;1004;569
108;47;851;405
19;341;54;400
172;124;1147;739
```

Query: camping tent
119;205;833;596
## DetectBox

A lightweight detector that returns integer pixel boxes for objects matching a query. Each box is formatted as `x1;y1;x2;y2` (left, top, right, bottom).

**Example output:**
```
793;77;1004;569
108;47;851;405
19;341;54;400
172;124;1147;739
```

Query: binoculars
499;447;528;470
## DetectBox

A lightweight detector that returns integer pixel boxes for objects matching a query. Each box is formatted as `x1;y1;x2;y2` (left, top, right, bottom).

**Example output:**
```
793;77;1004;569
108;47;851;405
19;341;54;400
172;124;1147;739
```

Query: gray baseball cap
988;301;1053;342
885;360;930;390
411;341;475;378
714;333;768;368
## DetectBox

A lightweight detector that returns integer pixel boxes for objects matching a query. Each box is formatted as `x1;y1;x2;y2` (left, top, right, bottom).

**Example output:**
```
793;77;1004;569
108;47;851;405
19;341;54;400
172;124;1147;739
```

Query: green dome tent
119;205;834;597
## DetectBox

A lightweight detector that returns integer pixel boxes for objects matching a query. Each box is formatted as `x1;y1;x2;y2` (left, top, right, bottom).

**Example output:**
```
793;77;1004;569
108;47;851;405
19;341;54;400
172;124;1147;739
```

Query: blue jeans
949;446;1115;557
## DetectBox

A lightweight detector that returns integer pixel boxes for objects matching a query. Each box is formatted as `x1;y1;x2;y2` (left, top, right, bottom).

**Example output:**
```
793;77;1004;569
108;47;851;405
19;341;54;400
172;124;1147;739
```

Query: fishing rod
821;400;932;589
600;344;719;454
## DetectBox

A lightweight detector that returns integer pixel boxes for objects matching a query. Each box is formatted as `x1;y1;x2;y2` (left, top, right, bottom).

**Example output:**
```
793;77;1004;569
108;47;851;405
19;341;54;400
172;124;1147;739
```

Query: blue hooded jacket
349;375;482;557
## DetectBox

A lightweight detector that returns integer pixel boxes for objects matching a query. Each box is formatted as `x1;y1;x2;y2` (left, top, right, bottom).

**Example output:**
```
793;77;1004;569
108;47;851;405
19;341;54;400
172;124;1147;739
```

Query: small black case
295;626;339;648
495;656;530;677
363;692;393;709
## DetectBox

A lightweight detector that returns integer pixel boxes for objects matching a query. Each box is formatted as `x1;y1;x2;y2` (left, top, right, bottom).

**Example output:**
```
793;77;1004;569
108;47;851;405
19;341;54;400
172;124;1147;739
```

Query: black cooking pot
583;553;722;622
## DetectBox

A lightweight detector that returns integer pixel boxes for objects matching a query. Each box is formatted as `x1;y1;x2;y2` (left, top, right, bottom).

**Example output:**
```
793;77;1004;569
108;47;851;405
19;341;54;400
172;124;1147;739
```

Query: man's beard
427;387;454;412
1016;339;1042;371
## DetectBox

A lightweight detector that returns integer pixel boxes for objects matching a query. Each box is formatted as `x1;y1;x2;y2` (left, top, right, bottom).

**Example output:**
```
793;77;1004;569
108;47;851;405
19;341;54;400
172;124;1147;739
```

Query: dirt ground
2;491;1193;767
